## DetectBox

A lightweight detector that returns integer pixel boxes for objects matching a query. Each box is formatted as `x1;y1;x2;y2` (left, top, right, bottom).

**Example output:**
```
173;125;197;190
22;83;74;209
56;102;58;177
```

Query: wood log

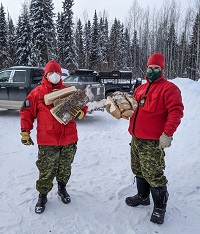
44;86;77;105
106;91;138;119
105;96;121;119
50;90;89;124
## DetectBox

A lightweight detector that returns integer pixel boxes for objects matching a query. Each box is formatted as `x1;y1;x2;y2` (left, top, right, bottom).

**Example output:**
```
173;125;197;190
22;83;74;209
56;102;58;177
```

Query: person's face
47;71;61;84
46;71;61;79
147;65;162;73
146;64;163;81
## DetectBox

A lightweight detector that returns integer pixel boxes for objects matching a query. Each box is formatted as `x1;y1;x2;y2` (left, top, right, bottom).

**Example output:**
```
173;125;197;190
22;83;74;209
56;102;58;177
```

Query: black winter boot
150;186;169;224
35;194;47;214
126;176;150;207
58;182;71;204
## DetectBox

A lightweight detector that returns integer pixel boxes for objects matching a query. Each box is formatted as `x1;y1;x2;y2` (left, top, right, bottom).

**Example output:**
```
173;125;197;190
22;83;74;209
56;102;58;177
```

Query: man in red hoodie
20;60;88;214
125;53;184;224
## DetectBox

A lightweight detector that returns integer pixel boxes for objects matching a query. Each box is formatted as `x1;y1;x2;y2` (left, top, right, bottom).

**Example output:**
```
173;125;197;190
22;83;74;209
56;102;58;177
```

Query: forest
0;0;199;80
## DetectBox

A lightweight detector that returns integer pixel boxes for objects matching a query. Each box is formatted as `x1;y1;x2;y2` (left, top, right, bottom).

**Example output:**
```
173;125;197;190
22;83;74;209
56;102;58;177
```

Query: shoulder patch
20;99;30;110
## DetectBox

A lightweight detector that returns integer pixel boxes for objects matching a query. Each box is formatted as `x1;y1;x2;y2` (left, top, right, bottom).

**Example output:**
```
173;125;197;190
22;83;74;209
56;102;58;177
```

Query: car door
9;69;27;109
0;69;13;109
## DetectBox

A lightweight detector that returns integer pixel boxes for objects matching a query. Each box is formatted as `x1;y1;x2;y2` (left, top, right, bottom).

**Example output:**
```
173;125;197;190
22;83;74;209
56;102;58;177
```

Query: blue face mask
146;68;162;81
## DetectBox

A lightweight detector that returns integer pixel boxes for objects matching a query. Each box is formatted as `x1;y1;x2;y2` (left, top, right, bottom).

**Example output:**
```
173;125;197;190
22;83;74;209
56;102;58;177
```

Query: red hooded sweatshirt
20;77;88;146
128;75;184;140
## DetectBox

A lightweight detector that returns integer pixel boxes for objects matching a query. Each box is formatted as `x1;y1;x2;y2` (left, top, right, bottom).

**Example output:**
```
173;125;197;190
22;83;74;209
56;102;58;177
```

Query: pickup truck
66;69;142;98
0;66;105;111
97;70;142;97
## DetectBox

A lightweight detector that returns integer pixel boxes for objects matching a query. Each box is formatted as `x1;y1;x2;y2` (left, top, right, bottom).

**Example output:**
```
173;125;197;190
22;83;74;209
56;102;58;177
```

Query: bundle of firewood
105;91;138;119
44;87;89;124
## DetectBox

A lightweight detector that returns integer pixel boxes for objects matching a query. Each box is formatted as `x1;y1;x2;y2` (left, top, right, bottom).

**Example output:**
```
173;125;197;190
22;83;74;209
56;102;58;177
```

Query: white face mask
48;72;61;84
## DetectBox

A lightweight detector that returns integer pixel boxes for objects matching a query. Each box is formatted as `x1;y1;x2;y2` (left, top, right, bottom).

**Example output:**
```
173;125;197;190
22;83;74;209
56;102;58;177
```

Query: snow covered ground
0;78;200;234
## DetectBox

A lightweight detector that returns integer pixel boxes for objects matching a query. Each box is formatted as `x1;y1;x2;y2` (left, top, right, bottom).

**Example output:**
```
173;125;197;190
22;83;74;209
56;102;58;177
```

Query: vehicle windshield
63;75;94;82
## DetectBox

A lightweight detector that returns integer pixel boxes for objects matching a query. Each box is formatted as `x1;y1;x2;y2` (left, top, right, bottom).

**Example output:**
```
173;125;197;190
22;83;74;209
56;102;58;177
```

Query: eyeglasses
147;67;161;73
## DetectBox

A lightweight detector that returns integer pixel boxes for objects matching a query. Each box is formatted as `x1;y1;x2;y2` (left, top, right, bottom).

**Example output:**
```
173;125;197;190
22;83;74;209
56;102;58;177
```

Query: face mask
146;69;162;81
48;72;61;84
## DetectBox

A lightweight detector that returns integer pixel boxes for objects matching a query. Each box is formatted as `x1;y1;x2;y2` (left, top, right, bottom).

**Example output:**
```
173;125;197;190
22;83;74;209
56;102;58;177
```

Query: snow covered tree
177;31;189;77
6;15;16;67
188;7;200;80
98;16;109;71
15;3;32;66
75;19;85;68
166;23;178;79
62;0;77;72
56;12;65;66
121;28;132;70
89;10;100;70
0;3;8;69
108;18;122;70
83;20;92;69
29;0;56;66
131;30;140;76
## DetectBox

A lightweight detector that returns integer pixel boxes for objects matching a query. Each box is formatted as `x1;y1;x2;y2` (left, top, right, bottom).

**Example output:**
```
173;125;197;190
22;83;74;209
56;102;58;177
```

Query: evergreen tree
83;20;92;69
108;18;122;70
75;19;85;68
122;28;132;70
118;23;125;68
89;10;100;70
56;12;65;66
0;3;8;69
166;23;178;79
15;3;32;66
29;0;56;66
189;8;200;80
98;16;109;71
6;15;16;67
62;0;77;72
131;30;140;75
177;31;188;77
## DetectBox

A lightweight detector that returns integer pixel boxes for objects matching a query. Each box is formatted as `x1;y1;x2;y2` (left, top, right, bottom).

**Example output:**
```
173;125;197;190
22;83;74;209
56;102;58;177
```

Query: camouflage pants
36;143;77;194
130;136;168;187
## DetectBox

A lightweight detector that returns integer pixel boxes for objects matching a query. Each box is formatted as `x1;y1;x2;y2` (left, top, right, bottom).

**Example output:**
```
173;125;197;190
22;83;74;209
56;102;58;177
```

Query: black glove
69;106;84;120
20;132;34;145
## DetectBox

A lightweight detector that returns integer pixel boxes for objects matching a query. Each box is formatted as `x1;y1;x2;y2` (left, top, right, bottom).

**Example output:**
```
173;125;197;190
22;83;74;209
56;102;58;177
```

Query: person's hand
159;132;172;149
69;106;84;120
20;132;34;145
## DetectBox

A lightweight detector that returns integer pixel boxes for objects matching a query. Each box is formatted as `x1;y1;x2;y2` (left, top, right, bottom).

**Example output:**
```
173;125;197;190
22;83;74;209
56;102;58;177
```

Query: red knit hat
147;53;165;69
44;60;62;77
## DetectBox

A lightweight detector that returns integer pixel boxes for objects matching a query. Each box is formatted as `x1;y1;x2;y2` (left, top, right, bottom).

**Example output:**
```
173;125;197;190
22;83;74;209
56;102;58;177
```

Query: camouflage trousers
130;136;168;187
36;143;77;194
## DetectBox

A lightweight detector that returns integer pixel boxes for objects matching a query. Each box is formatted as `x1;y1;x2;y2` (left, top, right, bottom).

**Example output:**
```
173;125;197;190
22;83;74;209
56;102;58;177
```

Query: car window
12;70;26;83
32;69;44;84
64;76;79;82
0;70;12;83
63;75;94;82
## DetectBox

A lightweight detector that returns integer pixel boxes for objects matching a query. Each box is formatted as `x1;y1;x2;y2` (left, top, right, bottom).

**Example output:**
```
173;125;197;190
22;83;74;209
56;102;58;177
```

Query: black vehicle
0;66;44;110
67;69;142;98
97;70;142;97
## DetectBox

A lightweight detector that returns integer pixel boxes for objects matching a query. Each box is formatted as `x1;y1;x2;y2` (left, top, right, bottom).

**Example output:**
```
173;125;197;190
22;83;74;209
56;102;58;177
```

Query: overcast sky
0;0;191;23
